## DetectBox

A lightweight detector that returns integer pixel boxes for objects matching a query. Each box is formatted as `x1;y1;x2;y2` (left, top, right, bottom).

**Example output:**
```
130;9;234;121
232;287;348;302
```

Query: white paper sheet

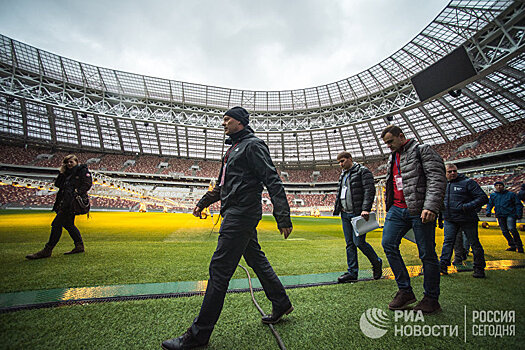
351;212;380;236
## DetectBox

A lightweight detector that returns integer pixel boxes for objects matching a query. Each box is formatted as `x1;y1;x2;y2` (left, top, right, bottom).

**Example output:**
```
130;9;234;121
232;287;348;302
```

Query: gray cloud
0;0;449;90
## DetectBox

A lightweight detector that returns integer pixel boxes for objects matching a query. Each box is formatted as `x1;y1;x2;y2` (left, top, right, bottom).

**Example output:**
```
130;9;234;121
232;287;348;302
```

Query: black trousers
191;213;290;342
47;210;83;247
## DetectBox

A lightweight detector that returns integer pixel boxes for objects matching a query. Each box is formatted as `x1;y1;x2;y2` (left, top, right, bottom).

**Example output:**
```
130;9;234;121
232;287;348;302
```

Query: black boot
162;328;208;350
472;268;486;278
64;242;85;255
26;244;53;260
372;259;383;280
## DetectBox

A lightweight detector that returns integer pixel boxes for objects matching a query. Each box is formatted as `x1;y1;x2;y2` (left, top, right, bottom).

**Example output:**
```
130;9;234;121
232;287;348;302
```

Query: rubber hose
238;264;287;350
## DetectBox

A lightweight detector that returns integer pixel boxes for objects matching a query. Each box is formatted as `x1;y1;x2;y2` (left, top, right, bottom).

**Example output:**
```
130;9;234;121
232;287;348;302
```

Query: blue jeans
441;221;485;269
381;205;440;299
341;211;381;277
497;216;523;249
452;231;470;263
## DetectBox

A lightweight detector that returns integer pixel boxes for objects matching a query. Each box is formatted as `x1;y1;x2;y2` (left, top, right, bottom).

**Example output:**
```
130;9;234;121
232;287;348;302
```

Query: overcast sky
0;0;449;91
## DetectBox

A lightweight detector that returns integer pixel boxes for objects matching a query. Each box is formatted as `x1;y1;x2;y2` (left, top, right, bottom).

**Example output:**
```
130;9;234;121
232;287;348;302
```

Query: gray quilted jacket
385;139;446;216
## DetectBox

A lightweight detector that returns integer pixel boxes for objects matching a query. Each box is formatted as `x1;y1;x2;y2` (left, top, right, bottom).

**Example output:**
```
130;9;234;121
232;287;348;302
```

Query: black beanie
494;181;504;186
225;106;249;126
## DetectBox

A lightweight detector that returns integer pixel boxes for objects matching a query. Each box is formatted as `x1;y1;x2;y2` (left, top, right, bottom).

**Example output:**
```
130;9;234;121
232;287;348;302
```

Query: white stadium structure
0;0;524;214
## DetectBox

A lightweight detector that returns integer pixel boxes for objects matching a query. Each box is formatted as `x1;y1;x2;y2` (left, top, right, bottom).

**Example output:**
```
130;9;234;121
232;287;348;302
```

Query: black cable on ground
238;264;287;350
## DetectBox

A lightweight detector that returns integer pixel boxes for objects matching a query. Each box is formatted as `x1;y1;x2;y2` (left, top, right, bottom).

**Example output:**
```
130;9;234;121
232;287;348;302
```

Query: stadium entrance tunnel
1;259;524;314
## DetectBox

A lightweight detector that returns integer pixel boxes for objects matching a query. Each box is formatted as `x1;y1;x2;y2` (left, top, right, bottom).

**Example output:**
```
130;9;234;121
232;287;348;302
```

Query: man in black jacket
162;107;293;350
439;164;488;278
333;151;382;282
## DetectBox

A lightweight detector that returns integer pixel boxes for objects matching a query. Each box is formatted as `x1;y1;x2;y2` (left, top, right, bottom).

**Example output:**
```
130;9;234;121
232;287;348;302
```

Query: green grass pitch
0;210;523;349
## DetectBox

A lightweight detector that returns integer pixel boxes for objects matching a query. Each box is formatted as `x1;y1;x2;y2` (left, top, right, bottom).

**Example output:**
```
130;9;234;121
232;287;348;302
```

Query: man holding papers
333;151;383;283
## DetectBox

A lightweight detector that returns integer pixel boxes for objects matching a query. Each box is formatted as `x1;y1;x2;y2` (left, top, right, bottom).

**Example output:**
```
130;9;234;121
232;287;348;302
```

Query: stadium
0;0;524;349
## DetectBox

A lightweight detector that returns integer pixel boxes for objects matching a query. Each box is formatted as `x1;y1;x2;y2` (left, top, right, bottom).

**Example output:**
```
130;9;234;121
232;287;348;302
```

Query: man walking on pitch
439;164;488;278
333;151;382;282
162;107;293;350
486;181;523;253
381;125;446;314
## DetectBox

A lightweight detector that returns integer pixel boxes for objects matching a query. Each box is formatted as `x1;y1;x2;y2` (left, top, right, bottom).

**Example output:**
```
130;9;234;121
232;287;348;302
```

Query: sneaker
439;264;448;275
338;272;358;283
372;259;383;280
472;269;486;278
413;296;441;314
161;328;208;350
261;304;294;324
505;247;517;252
388;290;417;310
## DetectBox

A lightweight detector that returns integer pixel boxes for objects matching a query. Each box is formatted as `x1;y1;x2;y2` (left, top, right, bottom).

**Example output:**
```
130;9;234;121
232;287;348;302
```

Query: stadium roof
0;0;524;165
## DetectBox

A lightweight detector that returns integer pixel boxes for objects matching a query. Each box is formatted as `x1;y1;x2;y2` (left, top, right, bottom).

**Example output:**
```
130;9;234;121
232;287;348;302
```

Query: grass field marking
2;259;524;311
464;304;467;343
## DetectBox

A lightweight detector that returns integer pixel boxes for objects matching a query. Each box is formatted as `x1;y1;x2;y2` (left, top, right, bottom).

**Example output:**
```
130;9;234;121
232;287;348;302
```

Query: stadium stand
0;144;41;165
161;158;195;176
96;154;130;171
196;160;221;178
125;155;166;174
1;117;524;181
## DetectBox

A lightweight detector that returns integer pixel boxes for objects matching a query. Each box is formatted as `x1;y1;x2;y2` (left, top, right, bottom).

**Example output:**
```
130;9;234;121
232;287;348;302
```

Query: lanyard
395;152;401;175
223;142;239;164
220;142;239;186
342;172;350;186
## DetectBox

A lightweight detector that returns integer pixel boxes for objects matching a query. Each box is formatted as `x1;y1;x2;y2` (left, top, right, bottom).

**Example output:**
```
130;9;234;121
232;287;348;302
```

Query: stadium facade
0;0;524;213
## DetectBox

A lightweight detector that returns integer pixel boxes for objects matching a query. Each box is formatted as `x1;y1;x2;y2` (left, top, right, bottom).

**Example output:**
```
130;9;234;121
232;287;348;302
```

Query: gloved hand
486;212;491;217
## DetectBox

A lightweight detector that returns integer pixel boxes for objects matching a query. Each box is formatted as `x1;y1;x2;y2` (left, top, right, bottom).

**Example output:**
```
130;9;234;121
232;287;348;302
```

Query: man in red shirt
381;125;446;314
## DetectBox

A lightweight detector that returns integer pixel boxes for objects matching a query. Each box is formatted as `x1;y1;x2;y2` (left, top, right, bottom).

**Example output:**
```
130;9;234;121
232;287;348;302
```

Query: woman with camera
26;154;92;259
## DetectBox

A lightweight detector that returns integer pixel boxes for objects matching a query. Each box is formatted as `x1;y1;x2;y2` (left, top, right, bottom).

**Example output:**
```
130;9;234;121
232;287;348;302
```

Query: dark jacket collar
65;165;79;176
225;126;254;144
449;173;467;183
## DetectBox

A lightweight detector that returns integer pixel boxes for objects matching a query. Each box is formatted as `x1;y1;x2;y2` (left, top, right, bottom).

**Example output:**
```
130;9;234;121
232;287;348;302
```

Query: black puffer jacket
197;128;292;229
52;164;92;213
333;163;375;216
443;173;488;222
385;139;446;216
